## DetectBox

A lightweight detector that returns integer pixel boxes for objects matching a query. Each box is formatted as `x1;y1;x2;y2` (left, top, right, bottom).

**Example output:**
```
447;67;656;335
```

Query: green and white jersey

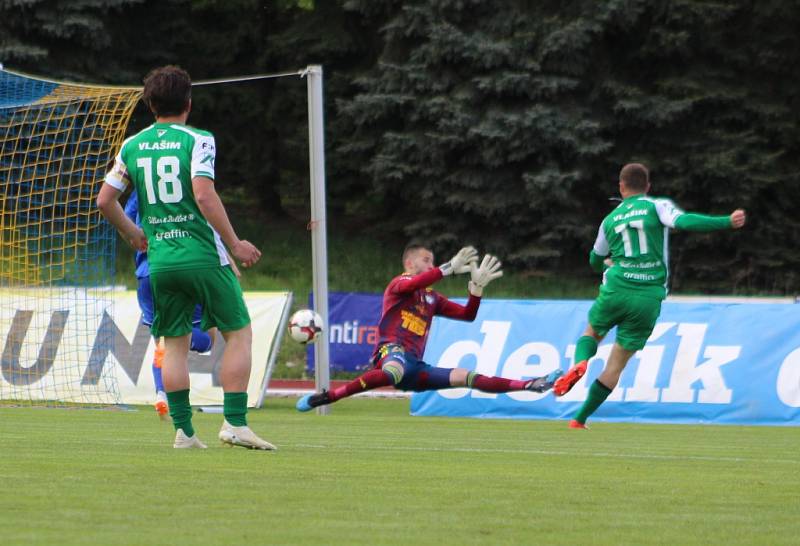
105;122;229;273
592;194;685;299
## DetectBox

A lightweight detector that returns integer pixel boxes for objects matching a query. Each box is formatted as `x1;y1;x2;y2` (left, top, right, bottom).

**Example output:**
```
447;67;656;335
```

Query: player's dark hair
402;242;429;265
620;163;649;192
143;65;192;117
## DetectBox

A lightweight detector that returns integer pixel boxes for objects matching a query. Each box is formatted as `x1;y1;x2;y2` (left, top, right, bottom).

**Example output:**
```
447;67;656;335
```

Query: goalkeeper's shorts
371;343;452;391
150;265;250;338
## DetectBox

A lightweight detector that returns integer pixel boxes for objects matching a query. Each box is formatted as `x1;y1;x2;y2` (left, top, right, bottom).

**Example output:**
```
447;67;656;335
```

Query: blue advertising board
411;300;800;425
307;292;382;373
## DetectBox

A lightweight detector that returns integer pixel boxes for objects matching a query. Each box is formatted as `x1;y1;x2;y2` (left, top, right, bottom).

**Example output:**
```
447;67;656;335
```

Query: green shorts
149;265;250;338
587;288;662;351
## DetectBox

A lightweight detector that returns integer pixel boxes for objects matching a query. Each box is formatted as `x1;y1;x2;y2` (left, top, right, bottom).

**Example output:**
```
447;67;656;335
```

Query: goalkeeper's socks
167;389;194;437
329;369;393;402
467;373;528;393
573;379;613;424
223;392;248;426
575;335;599;363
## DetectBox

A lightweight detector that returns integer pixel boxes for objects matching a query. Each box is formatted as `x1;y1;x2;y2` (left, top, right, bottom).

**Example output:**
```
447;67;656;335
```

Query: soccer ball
288;309;324;344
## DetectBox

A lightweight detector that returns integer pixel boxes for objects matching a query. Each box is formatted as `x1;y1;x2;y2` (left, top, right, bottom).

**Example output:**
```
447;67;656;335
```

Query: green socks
166;389;194;437
224;392;248;426
575;335;598;363
570;336;604;424
166;391;248;437
574;379;612;424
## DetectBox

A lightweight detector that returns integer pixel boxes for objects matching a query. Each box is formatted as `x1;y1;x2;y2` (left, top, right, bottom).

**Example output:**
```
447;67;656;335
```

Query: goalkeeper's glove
468;254;503;297
439;246;478;276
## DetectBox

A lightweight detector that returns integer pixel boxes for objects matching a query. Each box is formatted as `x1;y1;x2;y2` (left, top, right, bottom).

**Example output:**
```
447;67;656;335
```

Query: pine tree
337;0;800;292
338;0;613;265
0;0;143;79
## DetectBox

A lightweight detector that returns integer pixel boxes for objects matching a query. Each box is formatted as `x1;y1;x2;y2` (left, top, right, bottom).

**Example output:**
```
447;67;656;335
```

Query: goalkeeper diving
296;244;563;411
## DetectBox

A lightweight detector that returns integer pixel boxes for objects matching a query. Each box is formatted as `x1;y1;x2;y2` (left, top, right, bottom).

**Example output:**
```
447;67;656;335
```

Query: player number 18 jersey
105;122;230;273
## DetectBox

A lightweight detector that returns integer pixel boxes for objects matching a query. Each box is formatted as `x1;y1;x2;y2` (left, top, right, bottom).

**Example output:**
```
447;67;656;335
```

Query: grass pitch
1;398;797;546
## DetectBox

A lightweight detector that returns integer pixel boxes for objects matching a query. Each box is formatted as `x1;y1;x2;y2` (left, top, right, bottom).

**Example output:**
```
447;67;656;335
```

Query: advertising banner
307;292;382;373
411;299;800;425
0;290;291;407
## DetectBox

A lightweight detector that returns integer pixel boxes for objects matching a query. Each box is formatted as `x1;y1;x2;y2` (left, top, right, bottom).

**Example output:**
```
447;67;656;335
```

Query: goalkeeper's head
143;65;192;119
402;243;434;275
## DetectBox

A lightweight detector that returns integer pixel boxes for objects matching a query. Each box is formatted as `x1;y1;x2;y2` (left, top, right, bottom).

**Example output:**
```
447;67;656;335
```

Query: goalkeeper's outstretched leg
296;353;562;411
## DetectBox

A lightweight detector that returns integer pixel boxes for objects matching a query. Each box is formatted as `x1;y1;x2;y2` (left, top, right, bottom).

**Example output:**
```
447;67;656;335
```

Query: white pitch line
290;443;800;465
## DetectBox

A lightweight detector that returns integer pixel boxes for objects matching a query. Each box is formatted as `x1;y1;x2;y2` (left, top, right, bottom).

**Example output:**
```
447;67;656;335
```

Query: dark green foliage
0;0;144;79
338;1;612;267
338;0;800;292
1;0;797;293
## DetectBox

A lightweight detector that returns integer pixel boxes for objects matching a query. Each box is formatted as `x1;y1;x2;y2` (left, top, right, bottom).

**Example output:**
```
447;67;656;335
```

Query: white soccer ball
288;309;324;344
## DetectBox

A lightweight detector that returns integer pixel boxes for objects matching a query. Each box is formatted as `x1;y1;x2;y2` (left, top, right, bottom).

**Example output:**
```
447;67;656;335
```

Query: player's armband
104;157;129;191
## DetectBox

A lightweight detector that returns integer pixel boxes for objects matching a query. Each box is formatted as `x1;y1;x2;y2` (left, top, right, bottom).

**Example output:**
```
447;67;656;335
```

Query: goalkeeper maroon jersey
372;267;480;361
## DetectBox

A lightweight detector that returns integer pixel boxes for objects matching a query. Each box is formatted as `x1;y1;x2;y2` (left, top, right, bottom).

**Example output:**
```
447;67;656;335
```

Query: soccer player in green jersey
97;65;275;450
552;163;747;429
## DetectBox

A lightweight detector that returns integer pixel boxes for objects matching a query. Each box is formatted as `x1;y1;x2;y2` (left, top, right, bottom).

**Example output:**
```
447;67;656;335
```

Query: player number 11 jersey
592;195;685;299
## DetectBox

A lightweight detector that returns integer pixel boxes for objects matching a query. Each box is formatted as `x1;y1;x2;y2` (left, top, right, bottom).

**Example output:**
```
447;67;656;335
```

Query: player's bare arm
226;249;242;278
192;175;261;267
96;184;147;251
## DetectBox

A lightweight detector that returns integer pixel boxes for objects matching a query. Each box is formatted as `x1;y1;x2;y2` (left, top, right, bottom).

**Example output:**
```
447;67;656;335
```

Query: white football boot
218;420;277;451
173;429;208;449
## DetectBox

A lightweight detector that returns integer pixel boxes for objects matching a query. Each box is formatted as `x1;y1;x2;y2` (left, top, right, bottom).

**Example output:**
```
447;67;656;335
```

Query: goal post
305;65;332;414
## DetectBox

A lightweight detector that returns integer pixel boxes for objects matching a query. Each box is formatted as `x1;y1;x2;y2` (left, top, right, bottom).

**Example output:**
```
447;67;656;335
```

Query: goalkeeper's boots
524;369;564;393
173;429;208;449
154;391;169;420
568;419;589;430
553;360;589;397
219;420;277;451
295;390;332;412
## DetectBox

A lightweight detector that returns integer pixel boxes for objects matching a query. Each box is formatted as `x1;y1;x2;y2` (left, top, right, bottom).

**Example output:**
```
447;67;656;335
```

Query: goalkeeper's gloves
439;246;478;276
468;254;503;297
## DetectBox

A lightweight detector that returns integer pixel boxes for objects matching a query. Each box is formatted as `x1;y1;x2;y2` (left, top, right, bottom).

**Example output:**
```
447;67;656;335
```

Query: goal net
0;65;330;409
0;67;141;405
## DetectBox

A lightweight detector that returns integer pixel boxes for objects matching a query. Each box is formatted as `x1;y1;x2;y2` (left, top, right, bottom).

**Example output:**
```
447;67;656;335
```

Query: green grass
2;398;798;545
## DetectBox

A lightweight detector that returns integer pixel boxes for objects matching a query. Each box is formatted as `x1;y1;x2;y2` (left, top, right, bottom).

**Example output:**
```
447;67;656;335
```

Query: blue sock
190;327;213;353
153;362;164;393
